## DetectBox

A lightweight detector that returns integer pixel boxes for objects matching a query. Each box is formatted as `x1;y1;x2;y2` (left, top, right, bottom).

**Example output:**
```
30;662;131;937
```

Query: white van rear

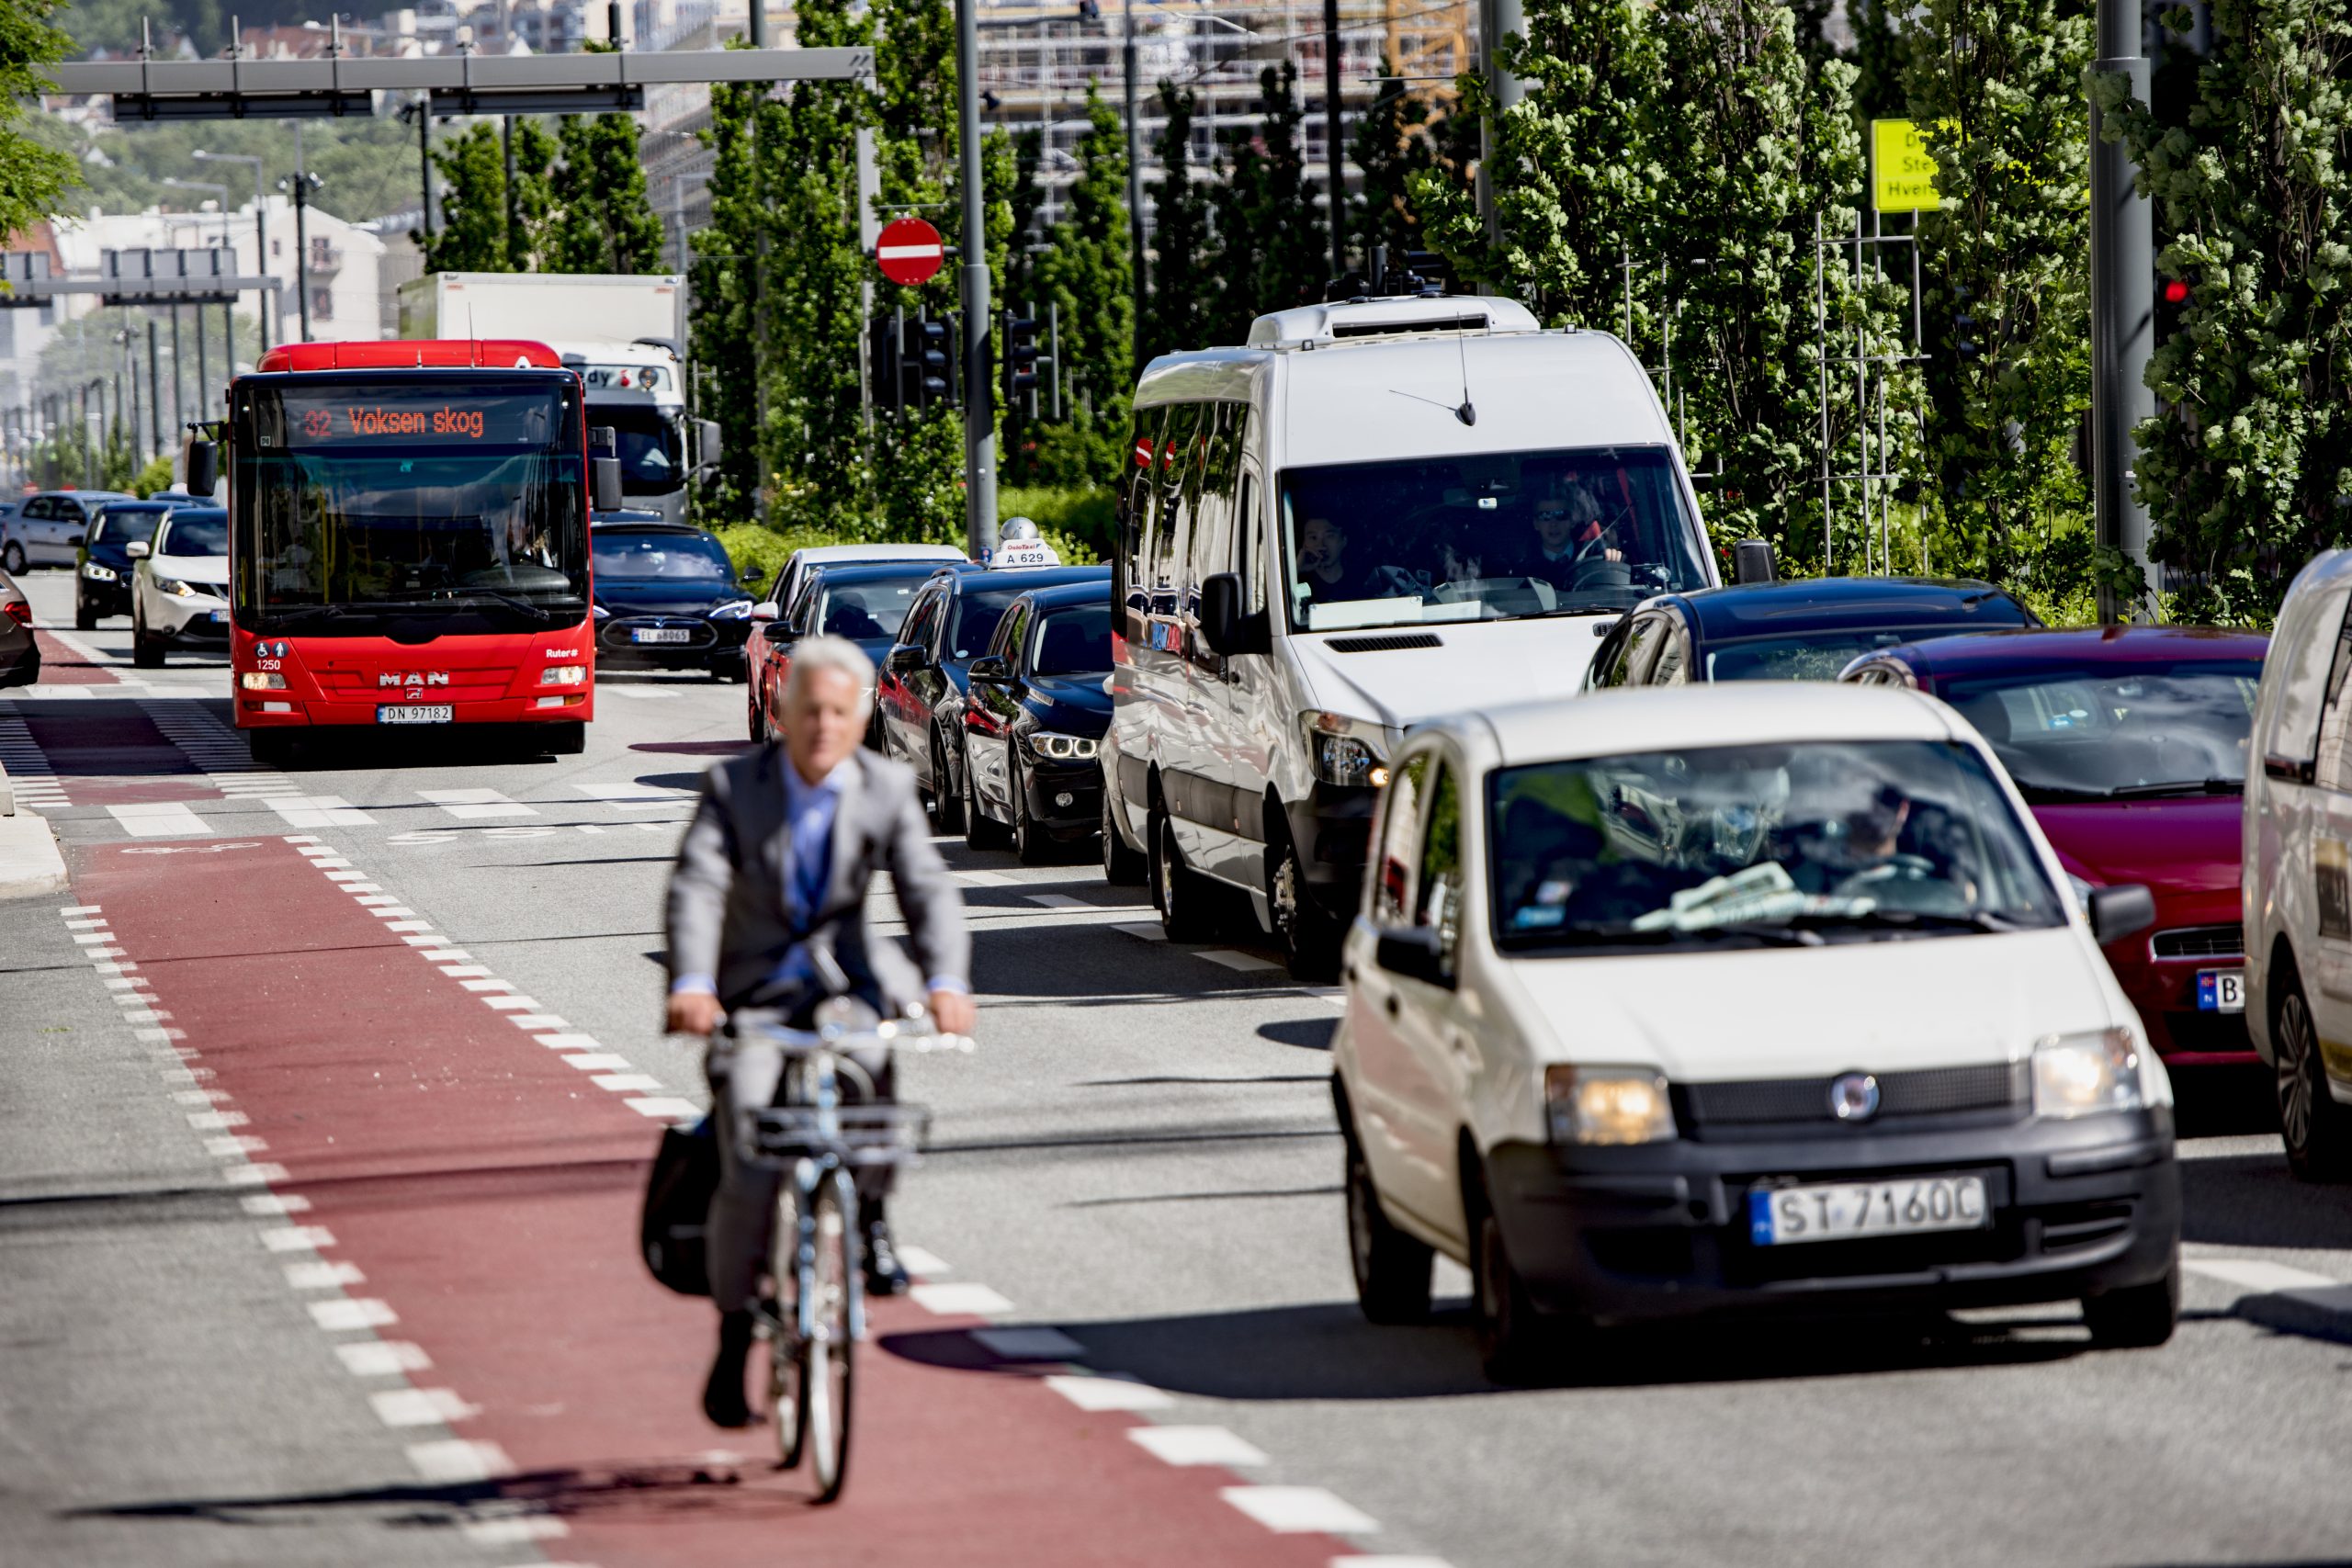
1103;294;1717;976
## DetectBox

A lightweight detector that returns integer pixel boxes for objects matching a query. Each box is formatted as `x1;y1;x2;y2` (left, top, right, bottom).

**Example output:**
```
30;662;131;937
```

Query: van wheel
930;728;966;834
1347;1140;1432;1324
2273;973;2352;1181
1150;808;1215;941
1272;834;1341;981
2083;1262;2179;1349
1473;1209;1548;1383
1102;791;1146;885
964;743;1009;850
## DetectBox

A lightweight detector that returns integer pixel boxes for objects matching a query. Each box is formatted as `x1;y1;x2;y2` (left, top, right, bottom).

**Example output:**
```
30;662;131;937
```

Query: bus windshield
231;374;588;629
1277;446;1710;631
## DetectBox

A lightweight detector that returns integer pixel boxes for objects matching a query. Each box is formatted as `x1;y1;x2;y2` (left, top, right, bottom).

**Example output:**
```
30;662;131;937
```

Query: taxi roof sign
1871;119;1947;213
988;538;1062;569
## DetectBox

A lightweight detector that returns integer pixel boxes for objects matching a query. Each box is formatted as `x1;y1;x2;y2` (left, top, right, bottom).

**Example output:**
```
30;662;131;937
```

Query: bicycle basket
750;1102;933;1167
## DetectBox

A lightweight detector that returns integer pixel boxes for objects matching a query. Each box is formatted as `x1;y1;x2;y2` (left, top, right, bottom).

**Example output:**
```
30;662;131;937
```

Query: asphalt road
5;565;2351;1568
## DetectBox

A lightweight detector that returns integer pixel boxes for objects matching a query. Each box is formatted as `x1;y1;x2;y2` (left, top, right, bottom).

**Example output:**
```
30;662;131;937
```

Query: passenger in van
1521;479;1623;589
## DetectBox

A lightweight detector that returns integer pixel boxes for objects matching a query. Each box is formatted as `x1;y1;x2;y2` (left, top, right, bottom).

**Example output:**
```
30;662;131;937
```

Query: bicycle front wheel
800;1174;860;1504
767;1182;805;1471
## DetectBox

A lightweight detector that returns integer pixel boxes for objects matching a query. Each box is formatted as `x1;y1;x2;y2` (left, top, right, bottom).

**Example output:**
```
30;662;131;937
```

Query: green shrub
999;485;1115;557
708;522;847;589
130;455;175;498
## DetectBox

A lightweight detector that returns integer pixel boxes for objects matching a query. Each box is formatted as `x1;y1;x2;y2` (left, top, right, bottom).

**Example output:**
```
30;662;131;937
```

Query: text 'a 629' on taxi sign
875;218;945;288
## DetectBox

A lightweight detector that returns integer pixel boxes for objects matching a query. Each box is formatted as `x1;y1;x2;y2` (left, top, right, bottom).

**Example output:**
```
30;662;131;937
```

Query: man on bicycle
665;634;976;1428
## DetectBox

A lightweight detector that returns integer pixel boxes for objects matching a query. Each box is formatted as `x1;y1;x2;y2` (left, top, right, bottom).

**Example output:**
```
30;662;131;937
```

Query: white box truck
396;272;717;525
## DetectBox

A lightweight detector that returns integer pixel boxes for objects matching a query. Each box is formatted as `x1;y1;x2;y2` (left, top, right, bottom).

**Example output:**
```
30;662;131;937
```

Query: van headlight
1546;1066;1676;1145
1302;712;1391;789
2031;1028;2144;1119
1023;731;1099;762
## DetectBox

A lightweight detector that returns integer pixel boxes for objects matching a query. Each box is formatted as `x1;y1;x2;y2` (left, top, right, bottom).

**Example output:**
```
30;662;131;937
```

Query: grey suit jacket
665;745;969;1015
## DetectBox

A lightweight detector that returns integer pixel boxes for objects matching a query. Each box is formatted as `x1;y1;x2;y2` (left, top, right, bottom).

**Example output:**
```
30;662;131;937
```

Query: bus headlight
539;664;587;686
238;671;287;691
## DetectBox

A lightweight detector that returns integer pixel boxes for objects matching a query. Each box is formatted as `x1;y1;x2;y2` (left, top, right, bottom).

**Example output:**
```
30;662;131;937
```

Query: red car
1845;626;2268;1066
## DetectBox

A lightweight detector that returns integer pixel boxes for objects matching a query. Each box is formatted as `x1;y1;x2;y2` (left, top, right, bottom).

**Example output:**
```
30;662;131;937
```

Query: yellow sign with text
1871;118;1948;212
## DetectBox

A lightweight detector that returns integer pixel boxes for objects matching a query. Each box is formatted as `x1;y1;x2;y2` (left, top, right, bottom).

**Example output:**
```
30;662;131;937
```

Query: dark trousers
702;1005;896;1314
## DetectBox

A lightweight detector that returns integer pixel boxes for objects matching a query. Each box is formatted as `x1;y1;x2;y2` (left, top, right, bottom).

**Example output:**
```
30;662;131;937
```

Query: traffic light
1951;284;1981;362
1001;308;1041;414
871;311;903;416
2155;273;2192;345
901;310;952;409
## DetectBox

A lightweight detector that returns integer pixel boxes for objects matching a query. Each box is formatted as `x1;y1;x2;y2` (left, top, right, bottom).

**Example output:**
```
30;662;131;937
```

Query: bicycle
736;1002;974;1504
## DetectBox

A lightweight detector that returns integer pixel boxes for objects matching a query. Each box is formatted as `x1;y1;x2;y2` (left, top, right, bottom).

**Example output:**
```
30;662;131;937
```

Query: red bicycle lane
74;833;1354;1568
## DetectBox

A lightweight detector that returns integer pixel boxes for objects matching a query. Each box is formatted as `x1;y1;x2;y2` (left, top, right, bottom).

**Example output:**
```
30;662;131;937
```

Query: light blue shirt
671;755;967;1001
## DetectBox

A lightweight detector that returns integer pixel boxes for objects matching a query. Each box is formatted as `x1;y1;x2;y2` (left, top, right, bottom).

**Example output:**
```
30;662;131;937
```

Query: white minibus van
1103;293;1719;976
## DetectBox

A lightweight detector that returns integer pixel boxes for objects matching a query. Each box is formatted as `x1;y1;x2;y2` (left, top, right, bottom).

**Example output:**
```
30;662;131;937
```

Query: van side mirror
186;439;219;497
1199;571;1268;657
2087;884;2157;946
1374;926;1453;988
695;418;722;469
1734;537;1776;584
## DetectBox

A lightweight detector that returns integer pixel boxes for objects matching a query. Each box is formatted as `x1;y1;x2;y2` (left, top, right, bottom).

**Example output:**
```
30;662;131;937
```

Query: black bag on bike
639;1115;718;1297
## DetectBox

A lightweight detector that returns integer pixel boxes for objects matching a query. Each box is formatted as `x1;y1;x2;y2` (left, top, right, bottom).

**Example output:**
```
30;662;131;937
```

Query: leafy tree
1412;0;1661;330
1350;62;1440;278
1142;83;1214;363
1903;0;2093;590
688;76;766;517
0;0;80;248
545;112;669;274
423;124;510;272
1846;0;1906;123
2096;0;2352;621
505;119;558;272
1033;84;1135;486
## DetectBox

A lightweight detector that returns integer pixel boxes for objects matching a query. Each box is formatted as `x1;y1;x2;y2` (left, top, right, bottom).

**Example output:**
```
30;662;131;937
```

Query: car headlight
82;561;117;582
1545;1065;1677;1145
238;671;287;691
708;598;753;620
539;664;587;686
153;573;195;598
2032;1027;2144;1119
1302;711;1391;789
1023;730;1099;762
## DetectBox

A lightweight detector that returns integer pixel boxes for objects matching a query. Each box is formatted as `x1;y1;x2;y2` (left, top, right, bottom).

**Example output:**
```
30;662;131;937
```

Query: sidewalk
0;761;67;897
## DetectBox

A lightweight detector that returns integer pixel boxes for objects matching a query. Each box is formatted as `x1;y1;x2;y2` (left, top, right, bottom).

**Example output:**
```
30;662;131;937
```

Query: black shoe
862;1213;910;1297
701;1310;754;1428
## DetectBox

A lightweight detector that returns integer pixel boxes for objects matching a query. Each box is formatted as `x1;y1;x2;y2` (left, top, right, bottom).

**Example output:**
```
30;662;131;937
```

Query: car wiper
261;603;350;623
1505;920;1821;949
431;589;573;623
2102;776;2243;799
1791;908;2035;935
2010;782;2113;804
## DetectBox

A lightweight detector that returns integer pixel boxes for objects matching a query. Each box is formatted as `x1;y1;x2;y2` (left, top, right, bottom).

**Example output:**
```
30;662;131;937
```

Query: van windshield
1279;446;1709;632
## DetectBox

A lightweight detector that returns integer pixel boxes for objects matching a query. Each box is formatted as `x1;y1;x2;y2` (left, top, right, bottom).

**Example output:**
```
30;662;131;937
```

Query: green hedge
709;488;1111;585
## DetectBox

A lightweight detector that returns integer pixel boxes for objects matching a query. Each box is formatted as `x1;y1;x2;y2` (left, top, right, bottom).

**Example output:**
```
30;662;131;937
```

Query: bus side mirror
695;418;722;470
1734;537;1776;584
186;439;219;497
589;425;623;512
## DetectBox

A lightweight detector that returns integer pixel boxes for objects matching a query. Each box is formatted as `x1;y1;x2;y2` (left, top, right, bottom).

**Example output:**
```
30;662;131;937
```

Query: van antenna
1453;328;1476;426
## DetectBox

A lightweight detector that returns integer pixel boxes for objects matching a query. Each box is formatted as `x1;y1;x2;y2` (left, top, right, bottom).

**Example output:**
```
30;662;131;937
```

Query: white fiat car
1332;682;2182;1379
128;507;231;668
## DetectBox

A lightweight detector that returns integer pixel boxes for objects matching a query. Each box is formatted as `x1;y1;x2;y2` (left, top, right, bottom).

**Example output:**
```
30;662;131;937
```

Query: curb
0;807;68;898
2186;1258;2352;1346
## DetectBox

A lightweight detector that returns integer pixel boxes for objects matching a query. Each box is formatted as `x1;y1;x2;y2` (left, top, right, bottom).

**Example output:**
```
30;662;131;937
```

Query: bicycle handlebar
724;1015;978;1056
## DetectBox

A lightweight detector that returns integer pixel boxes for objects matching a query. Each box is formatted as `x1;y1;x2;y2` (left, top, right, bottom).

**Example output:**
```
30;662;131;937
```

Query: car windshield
593;532;732;581
1034;604;1112;675
950;584;1042;660
160;514;228;556
1277;446;1709;632
90;509;164;545
232;376;588;623
820;581;919;640
1939;661;2263;800
1488;739;2066;952
1711;621;2025;681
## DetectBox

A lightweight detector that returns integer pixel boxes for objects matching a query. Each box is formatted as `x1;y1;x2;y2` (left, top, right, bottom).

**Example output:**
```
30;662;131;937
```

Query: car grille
2150;924;2243;960
1680;1061;2028;1130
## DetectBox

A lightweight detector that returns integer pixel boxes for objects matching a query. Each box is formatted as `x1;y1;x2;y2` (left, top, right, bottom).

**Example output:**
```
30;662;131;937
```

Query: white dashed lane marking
1221;1485;1380;1535
267;795;375;828
1128;1426;1269;1468
910;1281;1016;1316
416;787;537;820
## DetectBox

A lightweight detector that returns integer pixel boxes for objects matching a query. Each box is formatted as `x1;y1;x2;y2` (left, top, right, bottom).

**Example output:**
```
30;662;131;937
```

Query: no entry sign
876;218;946;287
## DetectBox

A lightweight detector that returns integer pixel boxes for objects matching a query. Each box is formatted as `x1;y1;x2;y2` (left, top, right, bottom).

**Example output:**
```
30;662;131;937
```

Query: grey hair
783;633;876;714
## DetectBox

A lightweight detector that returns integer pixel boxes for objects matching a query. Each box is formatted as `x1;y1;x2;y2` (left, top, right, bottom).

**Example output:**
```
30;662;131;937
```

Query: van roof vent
1246;294;1542;350
1326;632;1444;653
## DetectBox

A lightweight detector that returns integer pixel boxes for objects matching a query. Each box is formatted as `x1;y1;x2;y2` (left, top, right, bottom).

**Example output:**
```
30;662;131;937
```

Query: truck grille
1681;1061;2028;1129
2150;924;2243;960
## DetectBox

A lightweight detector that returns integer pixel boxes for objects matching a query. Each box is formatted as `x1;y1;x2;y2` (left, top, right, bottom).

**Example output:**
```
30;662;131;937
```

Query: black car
1586;576;2039;689
590;519;763;679
960;581;1114;862
77;497;196;626
875;562;1110;829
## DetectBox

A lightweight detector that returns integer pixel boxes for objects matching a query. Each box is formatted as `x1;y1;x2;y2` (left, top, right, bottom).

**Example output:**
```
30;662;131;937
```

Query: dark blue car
959;580;1114;862
1585;576;2040;689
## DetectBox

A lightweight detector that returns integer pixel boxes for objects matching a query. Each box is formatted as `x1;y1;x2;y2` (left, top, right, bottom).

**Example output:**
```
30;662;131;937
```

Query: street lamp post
2090;0;2154;622
955;0;997;558
1123;0;1144;362
193;149;269;352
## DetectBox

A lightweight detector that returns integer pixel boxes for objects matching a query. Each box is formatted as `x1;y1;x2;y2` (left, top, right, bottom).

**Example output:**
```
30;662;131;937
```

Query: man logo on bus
379;671;451;688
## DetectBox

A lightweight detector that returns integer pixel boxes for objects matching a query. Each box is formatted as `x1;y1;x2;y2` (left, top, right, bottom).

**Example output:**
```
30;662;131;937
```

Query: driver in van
1295;514;1385;607
1521;479;1623;589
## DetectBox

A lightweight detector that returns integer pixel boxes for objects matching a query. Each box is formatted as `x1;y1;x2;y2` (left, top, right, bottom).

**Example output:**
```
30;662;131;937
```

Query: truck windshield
597;403;683;492
231;375;588;627
1487;739;2065;953
1277;446;1709;632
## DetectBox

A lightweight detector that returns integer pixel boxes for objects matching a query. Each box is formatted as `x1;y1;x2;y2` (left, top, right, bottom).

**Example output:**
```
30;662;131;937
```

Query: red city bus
196;339;618;765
